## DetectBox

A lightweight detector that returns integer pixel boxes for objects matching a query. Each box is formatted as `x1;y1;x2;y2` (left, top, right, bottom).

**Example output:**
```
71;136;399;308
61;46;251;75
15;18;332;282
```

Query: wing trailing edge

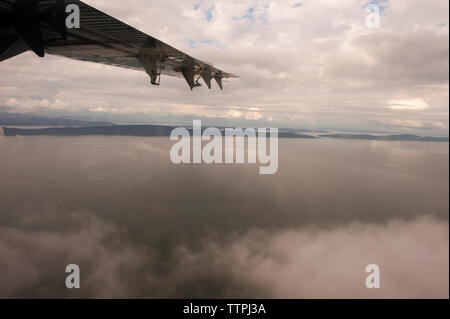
0;0;238;90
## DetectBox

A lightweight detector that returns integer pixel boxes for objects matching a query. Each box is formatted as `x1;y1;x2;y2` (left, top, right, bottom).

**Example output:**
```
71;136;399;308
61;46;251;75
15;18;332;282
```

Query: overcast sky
0;0;448;135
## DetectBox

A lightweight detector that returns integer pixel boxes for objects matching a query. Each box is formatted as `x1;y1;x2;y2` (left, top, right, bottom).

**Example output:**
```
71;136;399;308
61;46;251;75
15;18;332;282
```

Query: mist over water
0;135;448;298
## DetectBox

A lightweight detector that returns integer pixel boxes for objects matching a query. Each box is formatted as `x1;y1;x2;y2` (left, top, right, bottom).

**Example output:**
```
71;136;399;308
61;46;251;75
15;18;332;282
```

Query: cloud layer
1;211;447;298
0;135;448;298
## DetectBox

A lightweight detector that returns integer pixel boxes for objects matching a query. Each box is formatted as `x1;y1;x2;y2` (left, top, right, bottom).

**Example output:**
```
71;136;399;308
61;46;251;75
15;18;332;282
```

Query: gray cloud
324;30;449;85
0;210;447;298
181;217;449;298
0;136;448;298
0;212;147;298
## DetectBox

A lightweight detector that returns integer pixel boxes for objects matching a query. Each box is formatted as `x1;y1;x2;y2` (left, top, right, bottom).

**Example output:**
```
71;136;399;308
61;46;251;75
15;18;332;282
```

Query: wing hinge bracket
181;67;202;90
138;56;161;86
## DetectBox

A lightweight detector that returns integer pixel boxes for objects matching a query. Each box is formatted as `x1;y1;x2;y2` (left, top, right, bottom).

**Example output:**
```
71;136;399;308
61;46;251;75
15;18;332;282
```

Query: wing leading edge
0;0;238;90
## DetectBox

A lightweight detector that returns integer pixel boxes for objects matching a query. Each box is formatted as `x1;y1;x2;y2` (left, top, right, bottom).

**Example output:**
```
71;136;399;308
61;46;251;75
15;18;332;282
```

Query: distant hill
2;116;445;141
0;113;112;127
2;125;173;137
2;125;317;139
320;133;449;142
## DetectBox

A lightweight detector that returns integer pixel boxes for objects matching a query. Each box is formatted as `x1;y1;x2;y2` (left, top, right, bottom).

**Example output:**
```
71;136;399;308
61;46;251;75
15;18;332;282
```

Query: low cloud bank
0;211;447;298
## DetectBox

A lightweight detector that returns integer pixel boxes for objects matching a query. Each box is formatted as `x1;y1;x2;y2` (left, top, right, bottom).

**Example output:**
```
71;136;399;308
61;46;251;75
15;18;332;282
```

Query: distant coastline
2;125;448;142
1;112;448;142
1;125;317;139
319;133;449;142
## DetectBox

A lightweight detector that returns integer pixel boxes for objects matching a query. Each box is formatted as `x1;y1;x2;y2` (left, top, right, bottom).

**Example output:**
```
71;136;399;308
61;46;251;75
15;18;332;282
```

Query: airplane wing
0;0;238;90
